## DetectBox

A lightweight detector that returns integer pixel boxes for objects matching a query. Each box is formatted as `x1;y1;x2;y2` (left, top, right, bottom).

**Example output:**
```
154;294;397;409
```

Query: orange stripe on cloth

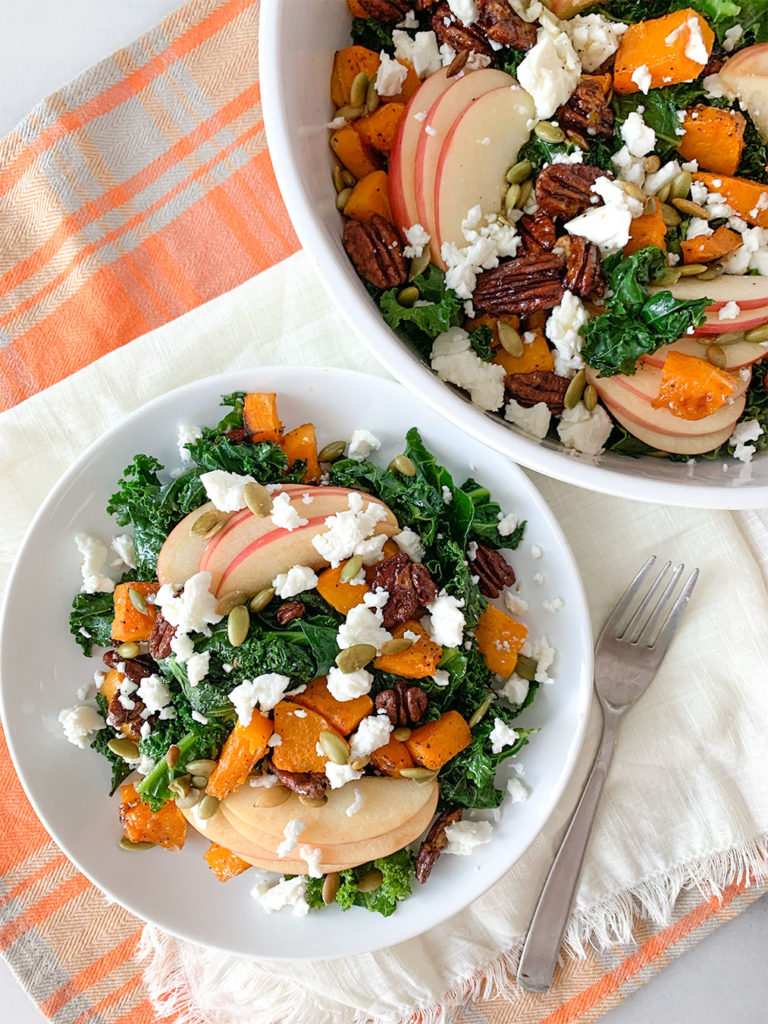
69;967;146;1024
0;853;69;909
39;931;142;1019
0;872;91;951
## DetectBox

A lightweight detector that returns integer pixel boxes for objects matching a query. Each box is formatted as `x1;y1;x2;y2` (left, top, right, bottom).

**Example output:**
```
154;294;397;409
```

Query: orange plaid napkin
0;1;765;1022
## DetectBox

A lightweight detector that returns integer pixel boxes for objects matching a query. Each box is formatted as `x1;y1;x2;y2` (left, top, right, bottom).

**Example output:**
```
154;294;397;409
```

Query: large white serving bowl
0;367;592;959
259;0;768;509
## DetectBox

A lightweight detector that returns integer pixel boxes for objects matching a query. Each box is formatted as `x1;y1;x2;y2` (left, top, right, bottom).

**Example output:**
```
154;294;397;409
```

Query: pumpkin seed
408;248;431;281
671;197;709;219
318;440;347;462
504;183;522;217
514;653;538;681
563;369;586;410
350;71;370;109
186;759;217;778
335;104;364;121
498;320;523;357
319;730;350;765
169;776;191;799
191;509;226;538
341;169;357;188
128;588;148;616
506;159;533;186
299;794;327;807
336;643;377;673
340;554;364;583
356;868;383;893
583;383;598;412
519;179;533;206
243;481;273;517
534;120;565;144
399;766;438;783
116;641;140;659
191;775;209;789
166;744;180;770
566;128;589;151
365;80;380;114
175;788;202;809
656;269;681;287
678;263;708;277
468;694;493;729
322;872;341;905
670;170;692;200
379;637;414;656
336;186;353;211
660;203;682;227
389;454;416;476
445;47;469;78
249;586;276;613
256;785;292;807
745;324;768;344
119;837;154;852
706;344;726;368
644;196;658;215
397;285;420;307
643;154;661;174
350;756;370;771
696;266;724;281
332;164;345;194
709;331;744;346
622;181;645;203
108;737;139;761
227;604;250;648
197;794;220;820
393;726;412;741
655;181;672;203
215;590;249;616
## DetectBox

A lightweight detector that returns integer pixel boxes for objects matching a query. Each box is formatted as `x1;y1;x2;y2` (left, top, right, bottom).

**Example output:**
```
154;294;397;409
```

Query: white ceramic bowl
259;0;768;509
0;367;592;959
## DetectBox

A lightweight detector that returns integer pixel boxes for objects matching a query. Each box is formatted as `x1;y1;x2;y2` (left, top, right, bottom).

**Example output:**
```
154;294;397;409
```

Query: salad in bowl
327;0;768;464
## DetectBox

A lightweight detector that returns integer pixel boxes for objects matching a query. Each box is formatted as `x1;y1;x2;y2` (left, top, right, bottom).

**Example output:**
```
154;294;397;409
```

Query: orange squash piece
281;422;321;483
317;561;369;616
613;10;714;94
354;103;406;155
99;667;122;704
624;197;667;257
206;710;273;801
243;392;282;443
119;783;187;851
330;124;383;180
370;737;415;777
347;0;367;15
493;331;555;375
680;225;742;264
292;676;373;736
374;620;442;679
651;350;737;420
204;843;252;882
343;170;393;223
475;604;528;677
111;581;159;643
405;711;472;771
271;701;345;774
677;106;746;177
331;46;380;108
692;172;768;228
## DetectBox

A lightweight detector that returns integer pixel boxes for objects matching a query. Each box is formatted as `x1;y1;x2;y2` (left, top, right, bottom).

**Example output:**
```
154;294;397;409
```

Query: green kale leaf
319;849;416;917
468;324;494;363
350;16;395;52
89;694;131;795
380;265;463;351
438;712;536;810
69;591;115;655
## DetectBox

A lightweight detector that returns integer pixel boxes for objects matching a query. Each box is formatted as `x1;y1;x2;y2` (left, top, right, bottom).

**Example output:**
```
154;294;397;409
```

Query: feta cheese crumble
564;13;627;72
394;527;425;562
448;0;478;24
110;534;136;570
200;469;255;512
155;572;221;635
718;301;741;321
488;717;519;754
566;177;643;253
517;17;582;119
299;845;323;878
545;291;589;378
497;512;519;537
393;30;441;78
348;428;381;461
499;673;529;707
620;111;656;158
431;327;506;411
507;777;529;802
326;666;374;702
348;713;393;762
186;651;210;687
346;787;364;817
336;596;392;653
557;402;613;456
426;592;465;648
729;419;764;463
504;399;551;439
375;51;408;97
228;673;291;723
631;64;651;94
443;819;493;854
59;705;105;748
270;491;309;531
325;762;364;789
75;534;115;594
137;674;172;715
254;876;309;917
312;491;389;567
276;818;305;858
177;421;203;463
272;564;319;599
403;223;430;259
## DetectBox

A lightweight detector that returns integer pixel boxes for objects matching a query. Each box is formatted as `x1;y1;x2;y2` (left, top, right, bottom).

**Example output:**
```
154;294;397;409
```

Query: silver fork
517;556;699;993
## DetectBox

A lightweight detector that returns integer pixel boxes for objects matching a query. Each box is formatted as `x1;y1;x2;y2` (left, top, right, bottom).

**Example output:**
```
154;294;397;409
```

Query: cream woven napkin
2;252;768;1024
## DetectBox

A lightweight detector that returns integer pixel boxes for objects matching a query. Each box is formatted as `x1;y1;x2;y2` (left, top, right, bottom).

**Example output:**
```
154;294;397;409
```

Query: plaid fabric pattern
0;1;764;1021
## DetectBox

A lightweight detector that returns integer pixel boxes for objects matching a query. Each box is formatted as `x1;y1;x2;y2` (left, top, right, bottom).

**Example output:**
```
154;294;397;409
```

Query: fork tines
606;556;699;650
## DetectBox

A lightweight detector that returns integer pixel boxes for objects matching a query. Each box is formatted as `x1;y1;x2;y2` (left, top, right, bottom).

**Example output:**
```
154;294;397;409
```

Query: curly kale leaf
439;716;536;810
184;434;295;480
380;265;463;352
350;16;395;52
306;849;416;916
468;324;494;363
69;591;115;655
106;456;176;576
89;694;132;795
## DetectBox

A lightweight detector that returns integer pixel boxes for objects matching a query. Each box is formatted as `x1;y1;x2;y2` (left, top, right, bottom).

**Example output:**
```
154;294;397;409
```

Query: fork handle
517;710;622;992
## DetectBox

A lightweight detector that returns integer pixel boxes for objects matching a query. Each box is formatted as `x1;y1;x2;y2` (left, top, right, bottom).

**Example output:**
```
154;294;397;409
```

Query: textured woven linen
0;0;767;1020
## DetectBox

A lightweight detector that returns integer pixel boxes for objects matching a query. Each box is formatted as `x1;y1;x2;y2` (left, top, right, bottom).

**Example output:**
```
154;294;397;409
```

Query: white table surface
1;2;766;1022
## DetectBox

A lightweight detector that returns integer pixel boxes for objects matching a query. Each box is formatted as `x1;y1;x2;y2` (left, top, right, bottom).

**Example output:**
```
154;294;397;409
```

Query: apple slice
694;304;768;335
608;407;738;456
719;44;768;141
648;274;768;310
434;83;536;256
414;68;516;265
641;336;767;372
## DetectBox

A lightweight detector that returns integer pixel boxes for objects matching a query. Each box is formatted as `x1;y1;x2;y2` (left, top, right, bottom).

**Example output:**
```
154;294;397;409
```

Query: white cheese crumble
155;572;222;635
723;24;743;51
375;51;408;97
254;876;309;917
75;534;115;594
631;64;651;95
545;291;589;378
272;564;319;599
440;205;520;300
186;651;210;687
504;592;528;616
564;13;627;73
721;226;768;275
59;705;105;748
392;30;441;78
227;673;291;723
488;718;519;754
504;399;551;440
426;592;466;648
444;819;493;855
276;818;305;858
346;787;364;817
433;669;451;687
448;0;478;24
349;713;393;761
533;635;556;683
348;428;382;461
557;402;613;456
337;596;392;654
326;666;374;702
403;223;430;259
542;597;565;612
497;512;519;537
312;491;389;567
170;632;195;663
566;176;643;253
200;469;255;512
394;527;425;562
325;762;364;789
110;534;136;570
533;571;545;586
177;421;203;463
442;485;453;505
666;16;709;66
507;777;529;802
270;491;309;531
620;111;656;158
517;17;582;120
499;673;529;707
299;845;323;878
718;301;741;321
431;327;506;411
729;419;764;463
136;674;171;715
644;160;681;196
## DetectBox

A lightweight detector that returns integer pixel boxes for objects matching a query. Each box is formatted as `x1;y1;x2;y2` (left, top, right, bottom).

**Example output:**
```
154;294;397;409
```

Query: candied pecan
369;552;438;628
148;612;176;661
269;762;329;799
375;681;428;727
432;2;491;56
103;649;158;683
276;601;306;625
535;164;609;221
223;427;249;442
517;210;556;255
473;253;566;316
342;215;407;290
359;0;410;22
415;806;463;883
505;371;570;414
557;77;614;141
470;542;516;598
564;236;605;299
106;689;150;743
477;0;537;50
415;0;437;6
704;47;727;77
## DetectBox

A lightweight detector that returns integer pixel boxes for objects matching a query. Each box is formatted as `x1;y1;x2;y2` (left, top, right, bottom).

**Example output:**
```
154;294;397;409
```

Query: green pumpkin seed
671;197;709;219
336;643;377;674
340;554;364;583
519;179;533;206
504;184;522;217
710;331;744;346
393;726;412;741
190;775;208;789
745;324;768;344
128;588;148;616
622;181;645;204
299;794;327;807
319;730;350;765
166;744;180;769
678;263;708;277
670;170;692;200
514;653;538;681
116;641;140;659
332;164;345;194
643;154;661;173
197;794;220;820
365;80;380;114
215;590;249;616
336;187;353;211
379;637;414;656
322;872;341;904
169;776;191;799
399;766;438;783
408;248;431;281
341;169;357;188
318;440;347;462
534;121;565;144
350;71;370;109
498;320;523;357
506;160;533;186
696;266;724;281
356;868;383;892
186;759;217;777
119;837;154;852
583;383;598;412
176;788;202;809
335;104;364;121
656;269;681;287
108;737;139;761
706;344;727;368
350;756;369;771
397;285;420;307
389;454;416;476
244;481;273;517
190;509;226;538
563;369;587;410
660;203;682;227
655;181;672;203
249;586;276;613
644;196;658;215
468;694;493;729
445;47;469;78
227;604;250;648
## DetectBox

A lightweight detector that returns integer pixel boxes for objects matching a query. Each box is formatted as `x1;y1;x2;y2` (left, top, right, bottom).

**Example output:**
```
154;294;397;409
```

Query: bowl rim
258;1;768;511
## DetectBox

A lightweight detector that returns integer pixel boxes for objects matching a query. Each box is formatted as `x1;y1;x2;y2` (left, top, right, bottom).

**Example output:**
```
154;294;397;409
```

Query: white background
0;1;765;1021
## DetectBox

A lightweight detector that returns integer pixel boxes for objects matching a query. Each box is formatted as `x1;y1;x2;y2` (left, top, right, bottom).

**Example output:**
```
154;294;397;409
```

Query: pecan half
505;371;570;414
477;0;537;50
106;689;152;743
148;612;176;661
517;210;556;255
369;552;438;628
535;163;608;221
473;252;566;316
704;47;727;77
470;542;516;598
359;0;410;22
564;236;605;299
103;649;158;684
432;2;492;56
276;601;306;625
375;682;428;727
343;215;407;290
557;76;614;141
415;806;463;883
269;762;329;799
223;427;249;442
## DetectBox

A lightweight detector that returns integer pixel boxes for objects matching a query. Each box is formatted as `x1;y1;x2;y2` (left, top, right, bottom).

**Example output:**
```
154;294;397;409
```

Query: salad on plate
329;0;768;463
